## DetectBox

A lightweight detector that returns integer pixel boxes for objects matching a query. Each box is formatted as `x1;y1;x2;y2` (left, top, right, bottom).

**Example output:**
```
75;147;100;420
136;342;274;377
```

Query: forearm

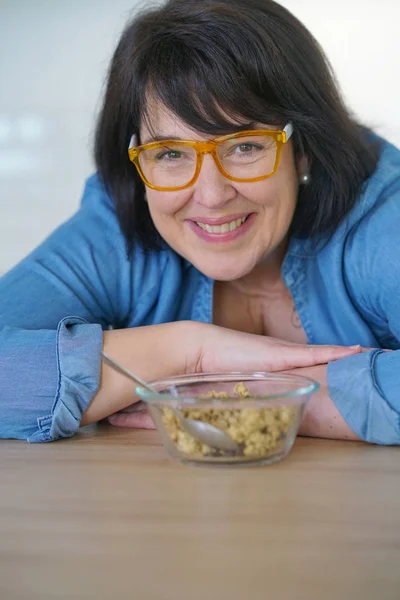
299;389;361;441
81;321;200;425
288;365;361;441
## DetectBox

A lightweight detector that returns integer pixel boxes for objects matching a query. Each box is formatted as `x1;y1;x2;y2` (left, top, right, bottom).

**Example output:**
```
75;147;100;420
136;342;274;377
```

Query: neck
237;236;289;287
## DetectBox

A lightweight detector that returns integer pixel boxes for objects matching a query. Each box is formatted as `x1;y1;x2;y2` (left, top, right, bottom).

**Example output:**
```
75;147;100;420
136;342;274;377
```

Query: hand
108;403;156;429
108;404;155;430
195;325;362;373
107;324;362;430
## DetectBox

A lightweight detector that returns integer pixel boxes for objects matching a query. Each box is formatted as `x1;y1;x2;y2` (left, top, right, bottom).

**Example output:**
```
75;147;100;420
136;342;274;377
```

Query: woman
1;0;399;444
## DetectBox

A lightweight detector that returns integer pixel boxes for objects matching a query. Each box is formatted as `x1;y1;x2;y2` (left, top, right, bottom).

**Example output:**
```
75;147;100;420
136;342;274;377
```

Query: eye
235;143;263;153
237;143;259;153
155;149;183;161
224;142;264;159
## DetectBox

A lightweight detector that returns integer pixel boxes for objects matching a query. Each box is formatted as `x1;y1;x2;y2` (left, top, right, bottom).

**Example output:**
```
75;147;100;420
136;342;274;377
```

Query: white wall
1;0;399;274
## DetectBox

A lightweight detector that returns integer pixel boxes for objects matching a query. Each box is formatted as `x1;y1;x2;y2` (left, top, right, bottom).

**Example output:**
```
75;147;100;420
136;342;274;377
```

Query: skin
103;100;361;442
293;365;359;441
142;101;298;281
83;323;362;430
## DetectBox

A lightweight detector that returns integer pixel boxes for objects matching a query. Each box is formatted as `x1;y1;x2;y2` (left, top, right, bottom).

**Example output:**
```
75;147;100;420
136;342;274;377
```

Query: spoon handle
101;351;154;393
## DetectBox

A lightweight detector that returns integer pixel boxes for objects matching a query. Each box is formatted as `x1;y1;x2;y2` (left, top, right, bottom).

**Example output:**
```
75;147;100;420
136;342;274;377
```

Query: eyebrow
140;134;188;145
140;122;267;145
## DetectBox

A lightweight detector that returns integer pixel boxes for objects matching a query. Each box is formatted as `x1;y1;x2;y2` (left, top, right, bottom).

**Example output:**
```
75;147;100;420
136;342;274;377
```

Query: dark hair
94;0;379;254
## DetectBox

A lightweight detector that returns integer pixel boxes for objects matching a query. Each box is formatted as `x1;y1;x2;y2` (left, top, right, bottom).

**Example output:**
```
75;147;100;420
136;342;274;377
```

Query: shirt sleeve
327;349;400;444
1;317;102;442
0;174;133;442
327;188;400;445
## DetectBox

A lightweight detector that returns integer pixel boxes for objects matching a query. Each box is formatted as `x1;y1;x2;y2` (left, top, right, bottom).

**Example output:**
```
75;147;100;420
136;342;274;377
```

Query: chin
192;259;254;282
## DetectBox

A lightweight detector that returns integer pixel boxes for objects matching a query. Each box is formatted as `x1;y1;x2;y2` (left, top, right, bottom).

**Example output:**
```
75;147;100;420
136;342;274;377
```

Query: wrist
170;320;211;376
103;321;204;380
81;321;206;425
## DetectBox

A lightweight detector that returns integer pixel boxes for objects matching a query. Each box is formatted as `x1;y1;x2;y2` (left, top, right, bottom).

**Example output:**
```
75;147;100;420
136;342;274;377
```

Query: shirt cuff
327;349;400;445
28;317;103;442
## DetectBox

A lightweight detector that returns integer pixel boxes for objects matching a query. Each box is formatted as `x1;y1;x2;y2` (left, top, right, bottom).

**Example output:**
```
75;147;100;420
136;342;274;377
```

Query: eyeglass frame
127;123;294;192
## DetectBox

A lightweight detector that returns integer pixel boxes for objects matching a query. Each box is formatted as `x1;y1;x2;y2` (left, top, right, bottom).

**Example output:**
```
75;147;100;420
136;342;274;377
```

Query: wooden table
1;425;400;600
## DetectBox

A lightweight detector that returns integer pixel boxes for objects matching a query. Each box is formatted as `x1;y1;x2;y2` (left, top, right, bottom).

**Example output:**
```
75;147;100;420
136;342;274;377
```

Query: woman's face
140;101;300;281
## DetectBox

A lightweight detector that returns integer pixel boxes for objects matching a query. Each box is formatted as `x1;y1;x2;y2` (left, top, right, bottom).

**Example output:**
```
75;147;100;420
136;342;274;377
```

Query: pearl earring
300;173;311;185
298;153;311;185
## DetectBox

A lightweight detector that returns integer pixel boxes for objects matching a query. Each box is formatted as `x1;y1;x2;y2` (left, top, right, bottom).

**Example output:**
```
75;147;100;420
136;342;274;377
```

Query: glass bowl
136;372;318;467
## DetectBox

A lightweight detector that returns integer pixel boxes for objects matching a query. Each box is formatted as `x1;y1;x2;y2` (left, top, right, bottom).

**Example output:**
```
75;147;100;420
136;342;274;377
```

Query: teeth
220;223;230;234
196;216;247;234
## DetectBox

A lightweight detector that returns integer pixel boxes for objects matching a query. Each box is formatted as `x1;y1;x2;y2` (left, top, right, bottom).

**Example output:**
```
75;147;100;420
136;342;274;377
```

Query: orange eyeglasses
128;123;293;191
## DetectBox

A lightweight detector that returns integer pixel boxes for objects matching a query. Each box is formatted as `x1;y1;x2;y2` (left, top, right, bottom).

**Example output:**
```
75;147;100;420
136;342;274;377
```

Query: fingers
108;410;155;429
118;401;146;413
307;344;363;363
270;343;363;371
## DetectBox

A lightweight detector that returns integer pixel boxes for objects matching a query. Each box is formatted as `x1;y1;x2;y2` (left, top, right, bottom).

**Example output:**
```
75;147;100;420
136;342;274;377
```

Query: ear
296;154;311;174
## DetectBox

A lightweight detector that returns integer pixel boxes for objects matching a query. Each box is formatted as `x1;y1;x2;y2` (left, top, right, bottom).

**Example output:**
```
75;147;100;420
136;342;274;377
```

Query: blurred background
1;0;399;274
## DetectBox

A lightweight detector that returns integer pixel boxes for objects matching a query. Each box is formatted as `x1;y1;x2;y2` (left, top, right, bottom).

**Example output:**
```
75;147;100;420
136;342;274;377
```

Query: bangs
131;20;287;140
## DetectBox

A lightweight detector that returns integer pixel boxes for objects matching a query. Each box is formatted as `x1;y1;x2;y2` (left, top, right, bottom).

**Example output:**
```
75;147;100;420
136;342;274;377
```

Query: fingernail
349;345;361;350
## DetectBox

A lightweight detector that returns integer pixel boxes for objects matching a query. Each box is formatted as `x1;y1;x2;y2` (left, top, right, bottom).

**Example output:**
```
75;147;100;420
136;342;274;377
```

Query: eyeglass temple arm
128;134;137;150
283;123;294;141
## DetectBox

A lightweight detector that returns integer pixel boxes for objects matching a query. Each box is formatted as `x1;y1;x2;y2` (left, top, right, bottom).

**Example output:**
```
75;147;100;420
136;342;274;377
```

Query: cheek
235;178;290;209
255;161;298;212
146;190;189;219
278;148;300;199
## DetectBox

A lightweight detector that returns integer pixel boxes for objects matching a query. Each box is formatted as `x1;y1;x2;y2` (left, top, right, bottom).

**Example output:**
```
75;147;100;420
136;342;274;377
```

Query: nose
192;154;237;209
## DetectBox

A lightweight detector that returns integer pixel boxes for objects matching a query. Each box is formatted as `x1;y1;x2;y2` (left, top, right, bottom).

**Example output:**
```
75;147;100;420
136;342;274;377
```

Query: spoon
101;351;240;453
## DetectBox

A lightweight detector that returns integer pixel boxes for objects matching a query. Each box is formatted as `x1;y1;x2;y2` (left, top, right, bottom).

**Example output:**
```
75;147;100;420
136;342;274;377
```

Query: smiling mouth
193;215;251;234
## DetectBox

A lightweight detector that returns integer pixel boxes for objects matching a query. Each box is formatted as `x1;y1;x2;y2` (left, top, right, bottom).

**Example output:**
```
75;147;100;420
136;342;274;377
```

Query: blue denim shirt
1;136;400;444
